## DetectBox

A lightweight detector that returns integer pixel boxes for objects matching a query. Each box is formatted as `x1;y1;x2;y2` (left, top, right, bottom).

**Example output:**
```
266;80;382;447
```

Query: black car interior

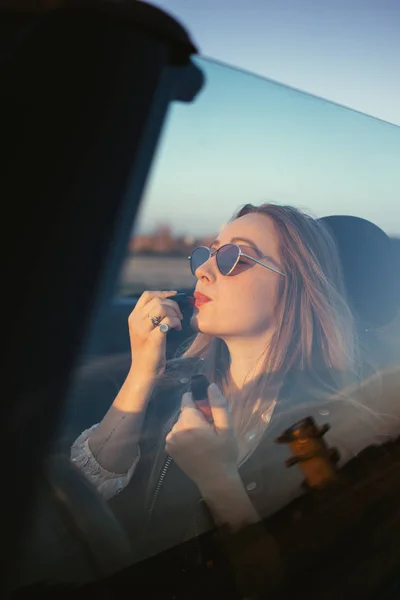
1;1;204;593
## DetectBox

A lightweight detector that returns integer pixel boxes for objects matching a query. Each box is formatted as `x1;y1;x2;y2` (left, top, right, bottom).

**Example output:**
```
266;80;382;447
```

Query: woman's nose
195;254;217;283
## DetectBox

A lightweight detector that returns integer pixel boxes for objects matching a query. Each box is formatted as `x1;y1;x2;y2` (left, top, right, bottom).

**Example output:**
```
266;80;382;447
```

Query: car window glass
116;55;400;365
17;56;400;598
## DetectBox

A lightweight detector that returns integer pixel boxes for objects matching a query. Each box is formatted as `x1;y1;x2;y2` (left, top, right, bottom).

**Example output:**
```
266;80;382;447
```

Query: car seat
320;215;400;370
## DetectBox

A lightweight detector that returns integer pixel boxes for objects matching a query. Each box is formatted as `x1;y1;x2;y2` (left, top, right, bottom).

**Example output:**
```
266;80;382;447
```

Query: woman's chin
190;313;212;334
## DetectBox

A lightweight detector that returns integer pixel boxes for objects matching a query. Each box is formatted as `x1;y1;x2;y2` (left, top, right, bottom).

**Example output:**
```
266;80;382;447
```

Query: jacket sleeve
70;422;141;501
69;359;188;501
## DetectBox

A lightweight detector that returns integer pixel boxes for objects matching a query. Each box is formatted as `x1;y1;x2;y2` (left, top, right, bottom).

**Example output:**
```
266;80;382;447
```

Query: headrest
318;215;399;328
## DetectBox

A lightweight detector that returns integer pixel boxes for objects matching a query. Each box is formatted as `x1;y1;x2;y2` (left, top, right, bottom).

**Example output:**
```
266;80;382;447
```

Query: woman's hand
128;290;183;381
165;383;240;492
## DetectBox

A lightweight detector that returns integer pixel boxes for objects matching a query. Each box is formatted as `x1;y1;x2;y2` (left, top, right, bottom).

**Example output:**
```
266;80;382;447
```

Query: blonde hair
181;204;358;432
146;203;363;504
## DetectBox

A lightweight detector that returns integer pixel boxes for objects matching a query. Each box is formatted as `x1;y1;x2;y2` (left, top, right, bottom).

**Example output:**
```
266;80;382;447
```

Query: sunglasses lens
190;247;211;275
216;244;240;275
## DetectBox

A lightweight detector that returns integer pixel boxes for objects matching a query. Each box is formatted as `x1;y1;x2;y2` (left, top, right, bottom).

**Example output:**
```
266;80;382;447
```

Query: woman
71;203;399;598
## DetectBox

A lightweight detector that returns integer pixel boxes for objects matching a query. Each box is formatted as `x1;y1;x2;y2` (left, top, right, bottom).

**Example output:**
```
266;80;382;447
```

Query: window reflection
14;57;400;600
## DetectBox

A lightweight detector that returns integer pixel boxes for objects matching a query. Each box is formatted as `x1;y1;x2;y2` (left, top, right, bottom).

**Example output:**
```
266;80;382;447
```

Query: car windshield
16;55;400;599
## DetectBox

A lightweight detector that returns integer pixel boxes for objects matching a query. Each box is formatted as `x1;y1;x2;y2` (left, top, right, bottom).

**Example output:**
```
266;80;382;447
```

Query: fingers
181;391;197;411
166;393;203;443
178;392;207;424
128;292;184;335
146;297;184;320
151;314;182;334
145;298;183;334
207;383;232;431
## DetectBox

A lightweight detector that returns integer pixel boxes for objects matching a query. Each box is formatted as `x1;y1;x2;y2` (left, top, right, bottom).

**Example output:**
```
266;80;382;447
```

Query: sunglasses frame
188;243;286;277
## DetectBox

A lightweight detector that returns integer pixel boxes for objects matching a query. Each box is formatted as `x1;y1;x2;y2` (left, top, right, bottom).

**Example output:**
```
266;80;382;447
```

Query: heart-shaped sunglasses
189;243;286;277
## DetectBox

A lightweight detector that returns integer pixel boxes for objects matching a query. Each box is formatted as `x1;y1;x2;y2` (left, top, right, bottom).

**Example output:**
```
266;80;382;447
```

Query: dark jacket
65;355;398;599
63;355;301;597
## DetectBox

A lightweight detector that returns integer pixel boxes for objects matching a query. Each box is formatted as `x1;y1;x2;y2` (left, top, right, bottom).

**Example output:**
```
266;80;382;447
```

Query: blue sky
134;1;400;237
150;0;400;125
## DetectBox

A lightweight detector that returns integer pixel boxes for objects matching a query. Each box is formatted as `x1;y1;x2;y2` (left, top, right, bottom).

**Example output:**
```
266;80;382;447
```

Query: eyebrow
211;236;282;269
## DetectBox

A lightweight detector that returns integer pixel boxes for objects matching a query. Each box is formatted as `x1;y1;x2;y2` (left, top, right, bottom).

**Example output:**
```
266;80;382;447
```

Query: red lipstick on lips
193;291;212;308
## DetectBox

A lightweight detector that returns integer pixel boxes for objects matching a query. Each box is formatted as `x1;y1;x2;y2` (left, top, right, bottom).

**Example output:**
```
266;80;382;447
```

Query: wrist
199;470;260;531
113;369;156;413
127;367;157;391
198;469;241;498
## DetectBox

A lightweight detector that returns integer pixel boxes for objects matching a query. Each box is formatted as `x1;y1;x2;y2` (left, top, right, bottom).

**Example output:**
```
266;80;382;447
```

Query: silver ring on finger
149;314;163;327
159;323;171;334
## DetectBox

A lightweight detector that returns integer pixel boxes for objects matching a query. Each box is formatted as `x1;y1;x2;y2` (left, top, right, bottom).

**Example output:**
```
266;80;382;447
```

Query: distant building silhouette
129;224;216;256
